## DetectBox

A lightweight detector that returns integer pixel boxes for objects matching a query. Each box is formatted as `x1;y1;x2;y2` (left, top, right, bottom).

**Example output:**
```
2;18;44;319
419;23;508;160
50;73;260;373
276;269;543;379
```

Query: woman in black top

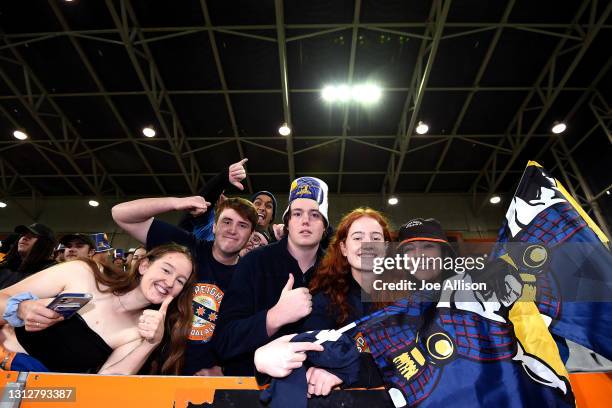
0;243;196;375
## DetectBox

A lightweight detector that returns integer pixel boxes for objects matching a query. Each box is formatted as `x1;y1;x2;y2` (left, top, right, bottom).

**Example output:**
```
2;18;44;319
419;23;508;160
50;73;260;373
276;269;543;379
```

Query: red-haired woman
303;207;391;397
0;243;196;375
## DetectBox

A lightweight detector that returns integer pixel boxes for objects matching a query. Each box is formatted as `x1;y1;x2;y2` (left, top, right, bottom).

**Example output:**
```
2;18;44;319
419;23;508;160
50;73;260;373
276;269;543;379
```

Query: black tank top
15;314;113;373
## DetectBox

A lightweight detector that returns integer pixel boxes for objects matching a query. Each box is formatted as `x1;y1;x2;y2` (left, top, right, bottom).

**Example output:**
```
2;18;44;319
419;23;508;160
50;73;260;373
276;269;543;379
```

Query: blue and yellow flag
492;161;612;360
352;161;604;407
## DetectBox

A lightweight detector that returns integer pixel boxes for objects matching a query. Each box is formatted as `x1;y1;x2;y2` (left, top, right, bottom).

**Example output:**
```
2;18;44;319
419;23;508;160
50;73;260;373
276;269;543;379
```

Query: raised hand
228;158;248;190
273;274;312;326
173;196;211;217
272;223;285;240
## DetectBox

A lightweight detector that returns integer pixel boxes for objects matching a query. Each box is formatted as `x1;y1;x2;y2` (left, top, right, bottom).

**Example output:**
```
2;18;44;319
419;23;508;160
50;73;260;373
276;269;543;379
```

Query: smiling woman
0;244;196;375
301;207;393;396
306;207;393;330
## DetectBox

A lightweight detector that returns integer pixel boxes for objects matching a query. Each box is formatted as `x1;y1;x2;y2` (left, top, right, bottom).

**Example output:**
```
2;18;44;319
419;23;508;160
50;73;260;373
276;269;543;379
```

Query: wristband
2;292;39;327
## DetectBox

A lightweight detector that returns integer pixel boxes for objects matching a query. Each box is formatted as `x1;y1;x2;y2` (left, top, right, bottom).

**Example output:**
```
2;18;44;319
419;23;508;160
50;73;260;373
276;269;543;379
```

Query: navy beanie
251;191;277;221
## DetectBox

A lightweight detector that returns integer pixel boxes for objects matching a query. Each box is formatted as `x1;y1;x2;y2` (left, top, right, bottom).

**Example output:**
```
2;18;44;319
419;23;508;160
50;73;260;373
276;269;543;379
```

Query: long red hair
310;207;392;326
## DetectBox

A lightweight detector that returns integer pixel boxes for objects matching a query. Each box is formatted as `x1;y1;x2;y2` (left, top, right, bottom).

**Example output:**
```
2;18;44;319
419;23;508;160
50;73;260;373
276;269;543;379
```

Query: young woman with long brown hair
302;207;392;397
0;243;196;375
306;207;392;330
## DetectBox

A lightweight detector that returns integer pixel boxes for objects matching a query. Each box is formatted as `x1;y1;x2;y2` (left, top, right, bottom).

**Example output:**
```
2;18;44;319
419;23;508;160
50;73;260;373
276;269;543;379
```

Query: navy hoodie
213;236;323;375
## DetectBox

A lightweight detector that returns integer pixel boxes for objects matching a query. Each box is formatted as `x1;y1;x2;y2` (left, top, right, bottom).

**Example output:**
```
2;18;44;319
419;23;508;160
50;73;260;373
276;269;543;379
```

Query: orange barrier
569;372;612;408
0;371;607;407
20;373;258;407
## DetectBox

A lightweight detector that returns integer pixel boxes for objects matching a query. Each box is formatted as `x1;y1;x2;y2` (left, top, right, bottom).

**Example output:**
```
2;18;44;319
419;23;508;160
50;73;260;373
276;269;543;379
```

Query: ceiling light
551;122;566;134
336;85;351;102
88;200;100;207
278;123;291;136
13;130;28;140
0;201;7;208
415;121;429;135
352;84;382;103
489;195;501;204
388;196;399;205
322;86;337;102
142;127;156;138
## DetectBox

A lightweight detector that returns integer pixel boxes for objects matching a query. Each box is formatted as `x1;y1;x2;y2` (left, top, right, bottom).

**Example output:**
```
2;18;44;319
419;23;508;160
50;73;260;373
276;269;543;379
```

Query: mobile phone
46;293;93;319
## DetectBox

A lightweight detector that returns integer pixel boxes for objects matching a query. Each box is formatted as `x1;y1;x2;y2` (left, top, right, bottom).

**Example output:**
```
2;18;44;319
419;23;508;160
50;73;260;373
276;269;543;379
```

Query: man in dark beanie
251;191;278;242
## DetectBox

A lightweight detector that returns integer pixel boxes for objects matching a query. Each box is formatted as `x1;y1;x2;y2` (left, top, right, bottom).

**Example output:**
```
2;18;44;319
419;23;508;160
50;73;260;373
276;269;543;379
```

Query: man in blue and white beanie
215;176;330;376
282;177;329;227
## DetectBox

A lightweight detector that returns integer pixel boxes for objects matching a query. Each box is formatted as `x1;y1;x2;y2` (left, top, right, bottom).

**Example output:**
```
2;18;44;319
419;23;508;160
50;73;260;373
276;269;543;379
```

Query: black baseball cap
14;223;56;242
59;233;95;248
397;218;454;254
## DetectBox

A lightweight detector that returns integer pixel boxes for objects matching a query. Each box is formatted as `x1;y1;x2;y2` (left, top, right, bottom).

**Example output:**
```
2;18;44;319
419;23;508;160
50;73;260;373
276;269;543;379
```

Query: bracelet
2;292;39;327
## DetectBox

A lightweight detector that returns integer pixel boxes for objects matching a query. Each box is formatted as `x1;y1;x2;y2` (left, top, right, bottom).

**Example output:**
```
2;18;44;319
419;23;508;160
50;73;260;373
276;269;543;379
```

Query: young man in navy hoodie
214;177;330;375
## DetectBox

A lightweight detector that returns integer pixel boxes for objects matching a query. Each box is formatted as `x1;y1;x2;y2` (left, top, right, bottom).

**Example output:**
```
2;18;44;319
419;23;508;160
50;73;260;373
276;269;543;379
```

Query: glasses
250;234;267;248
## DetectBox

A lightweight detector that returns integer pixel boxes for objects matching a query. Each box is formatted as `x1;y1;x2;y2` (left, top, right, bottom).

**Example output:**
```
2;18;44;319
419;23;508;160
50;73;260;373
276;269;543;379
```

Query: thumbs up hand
138;295;173;345
272;274;312;327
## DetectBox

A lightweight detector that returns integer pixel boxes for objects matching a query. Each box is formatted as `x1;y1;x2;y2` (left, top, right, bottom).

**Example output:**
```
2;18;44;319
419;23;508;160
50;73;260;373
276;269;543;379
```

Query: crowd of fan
0;158;453;398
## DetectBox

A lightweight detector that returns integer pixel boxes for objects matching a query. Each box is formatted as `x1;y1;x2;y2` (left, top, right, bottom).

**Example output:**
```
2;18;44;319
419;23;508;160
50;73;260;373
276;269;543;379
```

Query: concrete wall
0;193;506;250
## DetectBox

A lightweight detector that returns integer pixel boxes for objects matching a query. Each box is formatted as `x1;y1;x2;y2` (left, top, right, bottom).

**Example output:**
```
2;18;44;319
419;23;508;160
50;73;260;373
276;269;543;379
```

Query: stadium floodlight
551;122;567;134
415;121;429;135
278;123;291;136
142;127;156;137
13;130;28;140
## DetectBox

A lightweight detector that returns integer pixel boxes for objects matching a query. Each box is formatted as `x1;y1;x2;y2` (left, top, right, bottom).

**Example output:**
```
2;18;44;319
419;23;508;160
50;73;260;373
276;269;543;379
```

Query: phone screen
47;293;93;319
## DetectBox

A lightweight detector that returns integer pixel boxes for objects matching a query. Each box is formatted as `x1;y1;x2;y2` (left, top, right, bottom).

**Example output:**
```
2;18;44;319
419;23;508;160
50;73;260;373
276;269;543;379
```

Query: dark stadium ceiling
0;0;610;218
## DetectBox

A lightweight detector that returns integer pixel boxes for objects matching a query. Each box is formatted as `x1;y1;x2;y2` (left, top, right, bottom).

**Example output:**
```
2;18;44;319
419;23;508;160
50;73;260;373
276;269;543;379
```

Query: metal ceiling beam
14;169;525;178
336;0;362;193
0;86;591;100
105;0;204;194
0;155;43;202
4;23;611;40
424;0;515;193
533;57;612;167
590;91;612;144
469;0;612;213
0;133;556;145
274;0;295;184
592;183;612;202
383;0;452;195
0;45;124;198
0;171;39;220
199;0;253;194
47;0;167;195
0;103;81;195
550;137;610;237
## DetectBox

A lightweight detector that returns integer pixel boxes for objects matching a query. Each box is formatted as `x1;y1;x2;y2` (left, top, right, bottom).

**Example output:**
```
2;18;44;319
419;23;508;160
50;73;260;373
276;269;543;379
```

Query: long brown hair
310;208;392;326
0;234;56;274
82;243;196;375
